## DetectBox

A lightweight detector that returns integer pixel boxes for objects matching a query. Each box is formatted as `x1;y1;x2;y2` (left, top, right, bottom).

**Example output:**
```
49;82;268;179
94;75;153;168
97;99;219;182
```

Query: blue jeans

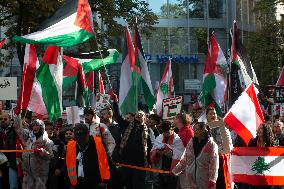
9;168;18;189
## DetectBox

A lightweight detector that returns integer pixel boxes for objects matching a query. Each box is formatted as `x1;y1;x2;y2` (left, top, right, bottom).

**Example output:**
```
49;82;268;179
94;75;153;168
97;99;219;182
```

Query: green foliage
247;0;284;86
159;3;185;18
251;157;270;174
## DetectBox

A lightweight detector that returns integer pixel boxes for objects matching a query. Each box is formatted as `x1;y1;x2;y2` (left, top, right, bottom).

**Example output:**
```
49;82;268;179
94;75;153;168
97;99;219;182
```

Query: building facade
109;0;259;105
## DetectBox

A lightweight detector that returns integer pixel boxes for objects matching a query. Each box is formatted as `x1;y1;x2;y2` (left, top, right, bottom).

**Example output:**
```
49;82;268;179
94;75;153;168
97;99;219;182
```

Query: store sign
184;79;202;90
0;77;17;100
274;87;284;103
145;54;199;64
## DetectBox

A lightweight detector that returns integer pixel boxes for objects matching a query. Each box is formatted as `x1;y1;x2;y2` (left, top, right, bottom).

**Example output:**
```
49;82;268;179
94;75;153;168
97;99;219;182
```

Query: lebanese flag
155;58;174;115
98;72;105;94
0;38;6;48
13;0;94;46
15;44;38;115
276;66;284;86
224;83;265;145
232;147;284;185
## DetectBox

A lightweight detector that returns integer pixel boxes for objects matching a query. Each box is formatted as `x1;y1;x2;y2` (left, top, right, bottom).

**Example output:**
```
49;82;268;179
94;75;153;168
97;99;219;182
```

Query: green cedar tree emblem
251;157;270;175
160;83;169;95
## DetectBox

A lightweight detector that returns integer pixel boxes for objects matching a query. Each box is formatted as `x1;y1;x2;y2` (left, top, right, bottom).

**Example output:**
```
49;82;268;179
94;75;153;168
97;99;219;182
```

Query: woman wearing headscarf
14;118;53;189
172;122;219;189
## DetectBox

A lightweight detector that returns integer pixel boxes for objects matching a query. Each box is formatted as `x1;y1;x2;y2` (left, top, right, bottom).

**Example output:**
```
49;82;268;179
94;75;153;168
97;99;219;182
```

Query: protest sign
96;93;111;111
162;96;183;122
0;77;17;100
66;106;80;125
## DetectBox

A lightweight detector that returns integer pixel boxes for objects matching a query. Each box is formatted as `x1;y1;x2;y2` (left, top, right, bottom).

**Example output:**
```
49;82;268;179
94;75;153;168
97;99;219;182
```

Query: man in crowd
45;121;65;189
273;121;284;146
173;113;194;189
151;121;184;189
100;107;123;189
109;89;155;189
83;107;115;156
147;114;162;138
0;113;19;189
66;123;110;189
206;107;233;189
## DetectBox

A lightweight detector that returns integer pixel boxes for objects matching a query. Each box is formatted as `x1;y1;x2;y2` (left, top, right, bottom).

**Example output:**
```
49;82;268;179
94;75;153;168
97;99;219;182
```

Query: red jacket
178;125;194;147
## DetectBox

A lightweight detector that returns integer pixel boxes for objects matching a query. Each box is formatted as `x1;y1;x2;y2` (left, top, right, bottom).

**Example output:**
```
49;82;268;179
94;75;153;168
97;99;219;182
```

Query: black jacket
74;137;101;189
113;101;154;166
0;126;17;170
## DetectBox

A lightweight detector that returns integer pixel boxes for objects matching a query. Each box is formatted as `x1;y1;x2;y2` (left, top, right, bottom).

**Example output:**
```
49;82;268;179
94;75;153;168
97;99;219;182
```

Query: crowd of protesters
0;90;283;189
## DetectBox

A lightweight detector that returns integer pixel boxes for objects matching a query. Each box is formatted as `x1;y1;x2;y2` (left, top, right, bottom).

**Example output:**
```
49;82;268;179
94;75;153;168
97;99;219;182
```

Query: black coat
0;126;17;170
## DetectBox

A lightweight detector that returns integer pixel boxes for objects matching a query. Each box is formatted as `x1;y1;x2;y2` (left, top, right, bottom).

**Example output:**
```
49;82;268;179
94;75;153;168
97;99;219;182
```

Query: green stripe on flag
82;49;119;73
13;29;94;47
141;79;155;110
36;64;61;120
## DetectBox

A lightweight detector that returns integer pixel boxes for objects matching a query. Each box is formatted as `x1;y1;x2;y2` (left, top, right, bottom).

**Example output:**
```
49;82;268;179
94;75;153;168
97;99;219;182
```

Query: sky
148;0;180;14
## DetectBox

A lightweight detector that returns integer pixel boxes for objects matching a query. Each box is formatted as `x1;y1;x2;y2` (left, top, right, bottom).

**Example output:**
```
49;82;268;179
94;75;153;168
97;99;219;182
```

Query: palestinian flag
63;55;86;107
134;24;155;110
201;32;227;115
232;147;284;185
230;21;258;105
155;58;174;115
119;26;140;116
62;49;119;89
16;45;63;120
224;83;265;145
13;0;94;46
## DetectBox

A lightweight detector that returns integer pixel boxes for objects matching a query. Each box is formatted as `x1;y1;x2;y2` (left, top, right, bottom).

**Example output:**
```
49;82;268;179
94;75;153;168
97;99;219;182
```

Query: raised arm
172;139;194;175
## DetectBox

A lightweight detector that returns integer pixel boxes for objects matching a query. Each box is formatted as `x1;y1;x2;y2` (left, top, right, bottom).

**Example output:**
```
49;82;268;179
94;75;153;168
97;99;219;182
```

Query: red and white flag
232;147;284;185
155;58;174;115
14;44;39;115
224;83;265;145
98;72;105;94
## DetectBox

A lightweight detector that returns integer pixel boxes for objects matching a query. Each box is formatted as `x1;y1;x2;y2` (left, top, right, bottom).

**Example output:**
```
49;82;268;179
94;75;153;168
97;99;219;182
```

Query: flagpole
135;18;139;112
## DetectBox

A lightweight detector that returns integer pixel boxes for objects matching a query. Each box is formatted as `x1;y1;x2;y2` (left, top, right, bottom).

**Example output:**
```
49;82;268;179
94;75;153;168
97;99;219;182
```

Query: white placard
162;96;183;122
66;106;80;125
96;93;111;111
0;77;17;100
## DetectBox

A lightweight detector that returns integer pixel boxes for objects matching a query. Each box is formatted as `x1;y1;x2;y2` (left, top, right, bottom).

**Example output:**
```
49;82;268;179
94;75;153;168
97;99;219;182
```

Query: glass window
236;0;241;22
180;0;204;18
209;0;225;18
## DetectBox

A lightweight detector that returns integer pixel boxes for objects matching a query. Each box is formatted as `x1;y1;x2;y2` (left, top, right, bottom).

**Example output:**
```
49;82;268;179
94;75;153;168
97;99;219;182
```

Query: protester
272;121;284;146
83;107;115;156
173;113;194;147
109;89;155;189
248;123;275;189
191;107;203;125
45;121;65;189
150;121;184;189
124;113;135;123
206;107;233;189
100;107;123;189
63;128;74;144
65;123;110;189
172;122;219;189
13;118;53;189
0;113;19;189
147;114;162;138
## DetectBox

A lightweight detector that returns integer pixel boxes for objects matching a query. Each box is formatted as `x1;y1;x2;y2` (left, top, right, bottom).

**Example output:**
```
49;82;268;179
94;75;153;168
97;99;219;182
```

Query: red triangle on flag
276;67;284;86
42;46;59;64
74;0;95;35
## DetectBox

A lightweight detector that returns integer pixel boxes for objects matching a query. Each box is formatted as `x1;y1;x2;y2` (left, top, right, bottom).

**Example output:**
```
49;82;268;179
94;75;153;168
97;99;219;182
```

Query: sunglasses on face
0;118;8;121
